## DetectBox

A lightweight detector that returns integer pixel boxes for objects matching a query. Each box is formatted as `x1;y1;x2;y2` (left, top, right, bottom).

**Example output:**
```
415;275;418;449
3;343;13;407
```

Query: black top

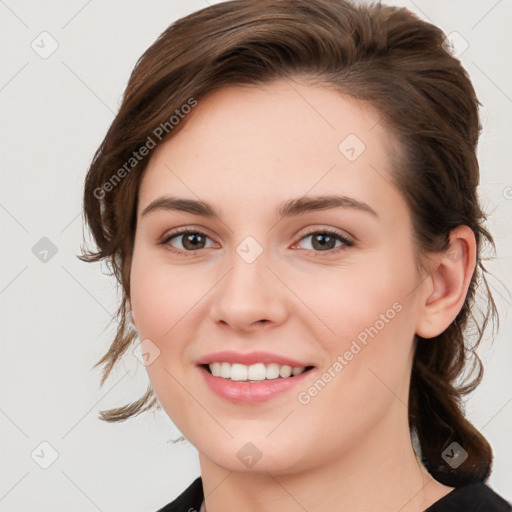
156;476;511;512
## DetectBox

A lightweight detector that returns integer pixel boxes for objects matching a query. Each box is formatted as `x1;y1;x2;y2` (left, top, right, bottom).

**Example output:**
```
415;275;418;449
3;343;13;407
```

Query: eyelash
159;227;355;257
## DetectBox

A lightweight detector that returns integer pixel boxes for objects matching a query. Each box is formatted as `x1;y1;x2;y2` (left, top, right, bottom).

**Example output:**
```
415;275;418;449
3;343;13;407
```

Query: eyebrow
140;194;378;219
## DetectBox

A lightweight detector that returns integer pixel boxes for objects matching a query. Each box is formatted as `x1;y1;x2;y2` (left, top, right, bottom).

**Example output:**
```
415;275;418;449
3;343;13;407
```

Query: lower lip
198;365;314;404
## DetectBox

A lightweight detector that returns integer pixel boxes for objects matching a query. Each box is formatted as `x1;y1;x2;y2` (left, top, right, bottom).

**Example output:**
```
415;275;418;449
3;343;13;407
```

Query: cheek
290;280;414;450
129;252;203;430
298;264;408;344
298;257;417;395
129;250;202;341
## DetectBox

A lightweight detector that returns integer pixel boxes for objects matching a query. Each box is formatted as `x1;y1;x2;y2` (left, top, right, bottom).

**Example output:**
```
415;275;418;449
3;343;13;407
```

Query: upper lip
195;351;314;368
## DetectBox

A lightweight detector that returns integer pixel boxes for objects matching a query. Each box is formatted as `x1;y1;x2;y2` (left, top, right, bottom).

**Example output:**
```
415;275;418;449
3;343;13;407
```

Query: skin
129;78;476;512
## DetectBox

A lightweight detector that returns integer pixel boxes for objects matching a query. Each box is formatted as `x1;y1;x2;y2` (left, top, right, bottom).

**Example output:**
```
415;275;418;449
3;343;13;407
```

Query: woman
80;1;511;510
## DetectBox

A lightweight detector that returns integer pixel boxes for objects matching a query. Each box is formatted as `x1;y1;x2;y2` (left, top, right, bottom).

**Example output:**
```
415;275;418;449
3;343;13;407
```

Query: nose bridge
223;237;273;304
209;235;286;327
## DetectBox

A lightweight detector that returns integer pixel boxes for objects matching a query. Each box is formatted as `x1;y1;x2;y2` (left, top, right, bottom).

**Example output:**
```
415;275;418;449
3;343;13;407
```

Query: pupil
313;234;334;250
184;233;204;249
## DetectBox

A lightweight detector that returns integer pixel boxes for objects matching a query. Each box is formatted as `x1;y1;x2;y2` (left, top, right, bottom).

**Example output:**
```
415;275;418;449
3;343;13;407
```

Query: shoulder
425;482;511;512
154;477;204;512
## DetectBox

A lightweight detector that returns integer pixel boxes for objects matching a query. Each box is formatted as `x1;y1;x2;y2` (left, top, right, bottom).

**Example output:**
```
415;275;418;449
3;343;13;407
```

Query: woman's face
130;79;429;474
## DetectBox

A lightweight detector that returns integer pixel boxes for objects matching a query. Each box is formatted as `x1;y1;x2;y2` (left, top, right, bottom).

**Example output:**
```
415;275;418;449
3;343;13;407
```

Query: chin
198;436;314;476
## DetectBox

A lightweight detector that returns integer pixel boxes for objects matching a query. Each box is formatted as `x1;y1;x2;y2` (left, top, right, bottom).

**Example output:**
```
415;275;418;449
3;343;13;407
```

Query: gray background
1;0;511;510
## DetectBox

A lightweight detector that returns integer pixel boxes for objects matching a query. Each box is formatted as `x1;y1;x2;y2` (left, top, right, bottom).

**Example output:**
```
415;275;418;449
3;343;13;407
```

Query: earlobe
415;226;476;339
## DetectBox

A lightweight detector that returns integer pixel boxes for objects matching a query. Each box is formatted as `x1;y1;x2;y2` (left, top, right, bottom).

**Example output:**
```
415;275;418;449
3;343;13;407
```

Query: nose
208;248;288;333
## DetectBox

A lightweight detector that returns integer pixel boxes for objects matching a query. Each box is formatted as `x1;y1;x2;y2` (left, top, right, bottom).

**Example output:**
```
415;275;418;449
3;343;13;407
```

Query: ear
415;226;476;339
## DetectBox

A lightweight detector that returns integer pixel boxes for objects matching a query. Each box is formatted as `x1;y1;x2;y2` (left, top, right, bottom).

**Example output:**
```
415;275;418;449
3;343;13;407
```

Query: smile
199;364;315;404
206;362;312;381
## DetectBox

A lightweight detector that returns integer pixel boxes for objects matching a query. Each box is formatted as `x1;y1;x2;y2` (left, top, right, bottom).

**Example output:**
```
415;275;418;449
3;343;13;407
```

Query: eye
292;228;354;255
159;228;216;255
159;227;354;256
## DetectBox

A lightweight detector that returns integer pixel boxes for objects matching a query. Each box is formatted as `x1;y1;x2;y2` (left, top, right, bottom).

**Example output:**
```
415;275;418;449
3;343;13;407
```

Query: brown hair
80;0;498;488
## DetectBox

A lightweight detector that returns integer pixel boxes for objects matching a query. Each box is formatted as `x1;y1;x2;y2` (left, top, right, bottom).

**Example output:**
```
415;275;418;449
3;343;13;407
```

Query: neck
198;407;454;512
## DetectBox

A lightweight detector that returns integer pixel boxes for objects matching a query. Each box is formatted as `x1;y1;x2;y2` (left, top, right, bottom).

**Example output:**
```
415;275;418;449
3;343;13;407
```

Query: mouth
198;363;316;404
200;363;315;381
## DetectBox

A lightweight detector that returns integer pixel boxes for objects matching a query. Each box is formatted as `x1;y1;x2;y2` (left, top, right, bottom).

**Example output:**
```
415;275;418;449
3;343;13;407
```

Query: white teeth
279;365;292;378
231;363;248;381
205;362;218;375
265;363;280;380
208;362;307;381
249;363;265;380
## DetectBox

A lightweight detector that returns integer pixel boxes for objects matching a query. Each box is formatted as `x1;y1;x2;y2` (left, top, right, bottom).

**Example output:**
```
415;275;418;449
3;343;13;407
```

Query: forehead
137;79;404;223
153;79;386;164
